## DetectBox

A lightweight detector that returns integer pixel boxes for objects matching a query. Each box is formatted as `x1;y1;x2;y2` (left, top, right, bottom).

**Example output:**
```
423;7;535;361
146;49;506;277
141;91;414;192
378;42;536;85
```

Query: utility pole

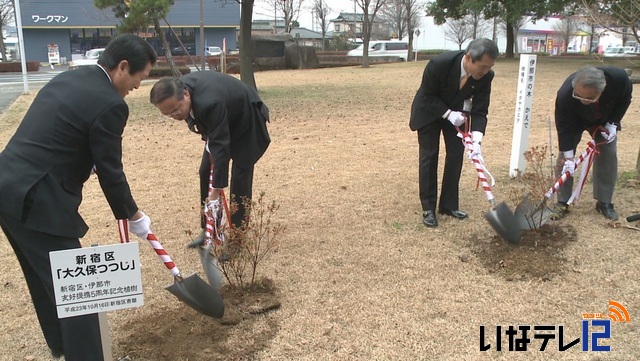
353;0;357;40
14;0;29;93
200;0;205;70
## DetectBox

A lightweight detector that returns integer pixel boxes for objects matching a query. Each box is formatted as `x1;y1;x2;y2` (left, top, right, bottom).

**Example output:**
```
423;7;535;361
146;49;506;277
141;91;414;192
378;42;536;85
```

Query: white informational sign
509;54;537;177
47;43;60;65
50;242;144;318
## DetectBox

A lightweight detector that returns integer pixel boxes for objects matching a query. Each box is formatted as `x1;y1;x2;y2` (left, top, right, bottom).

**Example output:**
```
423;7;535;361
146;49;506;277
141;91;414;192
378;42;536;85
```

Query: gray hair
571;66;606;92
465;38;499;62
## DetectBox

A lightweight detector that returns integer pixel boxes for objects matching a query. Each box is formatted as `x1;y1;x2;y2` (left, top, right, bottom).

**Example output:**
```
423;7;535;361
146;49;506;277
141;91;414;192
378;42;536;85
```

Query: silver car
68;48;105;69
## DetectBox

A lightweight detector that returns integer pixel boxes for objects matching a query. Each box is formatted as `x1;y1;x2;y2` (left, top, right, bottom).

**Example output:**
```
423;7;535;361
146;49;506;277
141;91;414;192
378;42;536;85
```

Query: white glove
469;131;483;159
601;122;617;143
446;111;466;127
128;212;151;240
206;198;220;216
562;158;576;176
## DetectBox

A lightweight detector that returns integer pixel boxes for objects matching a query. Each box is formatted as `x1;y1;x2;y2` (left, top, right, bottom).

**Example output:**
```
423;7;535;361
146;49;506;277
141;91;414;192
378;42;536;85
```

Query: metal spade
513;140;598;230
485;200;522;245
199;242;223;290
145;232;225;318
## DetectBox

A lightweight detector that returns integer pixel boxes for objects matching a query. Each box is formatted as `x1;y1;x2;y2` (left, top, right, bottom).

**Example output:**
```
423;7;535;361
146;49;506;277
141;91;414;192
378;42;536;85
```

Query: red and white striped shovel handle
544;139;596;199
204;156;233;247
117;220;181;278
458;124;495;203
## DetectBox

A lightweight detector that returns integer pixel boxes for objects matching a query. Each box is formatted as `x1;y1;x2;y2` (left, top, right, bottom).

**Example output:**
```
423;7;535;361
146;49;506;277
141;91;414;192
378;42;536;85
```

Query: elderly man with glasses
149;72;271;247
553;66;632;220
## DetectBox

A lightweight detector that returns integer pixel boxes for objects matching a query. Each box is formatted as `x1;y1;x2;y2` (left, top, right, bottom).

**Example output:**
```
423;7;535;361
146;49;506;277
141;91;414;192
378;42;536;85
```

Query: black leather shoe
438;209;469;219
423;210;438;227
595;201;619;220
187;230;206;248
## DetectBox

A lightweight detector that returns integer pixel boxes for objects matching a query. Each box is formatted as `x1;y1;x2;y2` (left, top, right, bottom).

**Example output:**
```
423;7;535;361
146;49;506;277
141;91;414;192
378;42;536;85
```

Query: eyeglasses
162;98;184;117
572;89;600;104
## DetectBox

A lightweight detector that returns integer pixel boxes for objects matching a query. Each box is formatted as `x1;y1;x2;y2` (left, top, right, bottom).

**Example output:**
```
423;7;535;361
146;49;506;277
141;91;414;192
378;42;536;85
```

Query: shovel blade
199;243;223;290
165;273;225;318
485;201;521;245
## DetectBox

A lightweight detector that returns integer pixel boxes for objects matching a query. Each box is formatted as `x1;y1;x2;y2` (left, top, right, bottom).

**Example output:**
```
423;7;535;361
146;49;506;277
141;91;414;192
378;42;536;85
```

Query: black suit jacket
182;71;270;188
555;66;632;152
409;51;493;133
0;66;138;238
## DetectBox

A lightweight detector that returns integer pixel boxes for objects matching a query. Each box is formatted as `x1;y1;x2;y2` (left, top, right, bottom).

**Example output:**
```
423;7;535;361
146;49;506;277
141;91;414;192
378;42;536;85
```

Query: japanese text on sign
50;243;143;318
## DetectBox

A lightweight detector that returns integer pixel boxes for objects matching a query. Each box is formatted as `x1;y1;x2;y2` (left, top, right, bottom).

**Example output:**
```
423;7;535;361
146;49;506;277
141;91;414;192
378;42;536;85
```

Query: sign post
50;242;144;360
509;54;537;177
47;43;60;69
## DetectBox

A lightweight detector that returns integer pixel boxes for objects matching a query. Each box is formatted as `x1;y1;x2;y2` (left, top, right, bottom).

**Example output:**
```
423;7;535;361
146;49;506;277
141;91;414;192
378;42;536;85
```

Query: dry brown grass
1;58;639;360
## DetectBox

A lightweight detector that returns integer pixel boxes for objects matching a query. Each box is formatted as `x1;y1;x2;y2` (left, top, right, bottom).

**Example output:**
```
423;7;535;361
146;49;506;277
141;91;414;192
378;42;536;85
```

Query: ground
1;57;639;360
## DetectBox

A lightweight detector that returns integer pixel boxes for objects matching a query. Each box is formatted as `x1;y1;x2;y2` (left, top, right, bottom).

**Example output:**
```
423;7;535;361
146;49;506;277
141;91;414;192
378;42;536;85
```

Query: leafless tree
581;0;640;45
356;0;387;67
444;17;474;50
215;0;257;89
553;15;583;52
379;0;407;39
0;0;14;61
466;5;490;39
262;0;305;33
312;0;330;49
404;0;424;61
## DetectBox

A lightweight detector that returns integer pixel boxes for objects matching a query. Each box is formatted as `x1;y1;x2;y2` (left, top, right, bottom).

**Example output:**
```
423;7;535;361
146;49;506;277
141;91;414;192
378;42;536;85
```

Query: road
0;65;193;115
0;65;67;114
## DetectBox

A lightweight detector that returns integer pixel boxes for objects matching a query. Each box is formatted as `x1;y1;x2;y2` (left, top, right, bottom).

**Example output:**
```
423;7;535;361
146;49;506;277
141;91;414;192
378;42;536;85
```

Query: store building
18;0;239;63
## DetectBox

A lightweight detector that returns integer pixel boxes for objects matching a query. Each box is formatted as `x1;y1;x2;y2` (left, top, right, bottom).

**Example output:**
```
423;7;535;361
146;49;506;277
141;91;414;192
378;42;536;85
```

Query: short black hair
98;34;157;74
149;77;186;105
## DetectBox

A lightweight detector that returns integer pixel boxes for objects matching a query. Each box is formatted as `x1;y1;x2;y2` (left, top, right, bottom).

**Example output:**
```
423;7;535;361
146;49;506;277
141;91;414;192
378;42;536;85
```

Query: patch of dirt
116;278;280;361
470;223;578;282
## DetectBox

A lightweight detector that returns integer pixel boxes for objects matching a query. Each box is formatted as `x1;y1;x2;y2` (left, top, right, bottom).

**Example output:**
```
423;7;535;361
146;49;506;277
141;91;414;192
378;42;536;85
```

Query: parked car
68;48;105;69
603;46;636;57
172;43;196;56
347;40;409;61
206;46;222;56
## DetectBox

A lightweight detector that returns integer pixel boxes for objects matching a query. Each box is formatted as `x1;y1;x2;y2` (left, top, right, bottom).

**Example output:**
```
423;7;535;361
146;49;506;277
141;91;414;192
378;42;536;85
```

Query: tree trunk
0;22;6;61
407;32;414;62
505;19;515;58
637;145;640;180
154;18;181;77
240;0;257;90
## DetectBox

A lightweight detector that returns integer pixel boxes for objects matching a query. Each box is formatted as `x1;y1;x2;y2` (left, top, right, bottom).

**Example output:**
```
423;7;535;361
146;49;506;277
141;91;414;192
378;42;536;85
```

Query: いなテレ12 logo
479;300;630;352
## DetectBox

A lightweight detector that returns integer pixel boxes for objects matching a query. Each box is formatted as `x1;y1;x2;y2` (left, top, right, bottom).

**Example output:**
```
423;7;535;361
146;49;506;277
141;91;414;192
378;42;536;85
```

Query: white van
347;40;409;61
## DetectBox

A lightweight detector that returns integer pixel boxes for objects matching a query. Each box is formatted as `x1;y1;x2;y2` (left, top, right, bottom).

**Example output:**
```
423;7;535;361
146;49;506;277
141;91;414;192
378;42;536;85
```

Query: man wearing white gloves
409;38;498;227
149;72;270;245
553;66;632;220
0;35;156;360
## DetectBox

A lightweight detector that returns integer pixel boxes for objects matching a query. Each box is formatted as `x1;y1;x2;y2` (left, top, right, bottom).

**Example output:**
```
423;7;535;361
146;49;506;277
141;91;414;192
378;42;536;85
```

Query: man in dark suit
553;66;632;221
0;35;157;360
410;38;499;227
149;72;270;243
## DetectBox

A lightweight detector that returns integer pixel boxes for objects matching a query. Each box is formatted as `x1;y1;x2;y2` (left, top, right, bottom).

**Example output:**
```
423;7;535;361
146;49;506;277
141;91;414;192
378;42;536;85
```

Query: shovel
471;153;522;245
145;231;225;318
197;161;233;290
514;139;598;230
118;221;224;318
458;126;521;244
